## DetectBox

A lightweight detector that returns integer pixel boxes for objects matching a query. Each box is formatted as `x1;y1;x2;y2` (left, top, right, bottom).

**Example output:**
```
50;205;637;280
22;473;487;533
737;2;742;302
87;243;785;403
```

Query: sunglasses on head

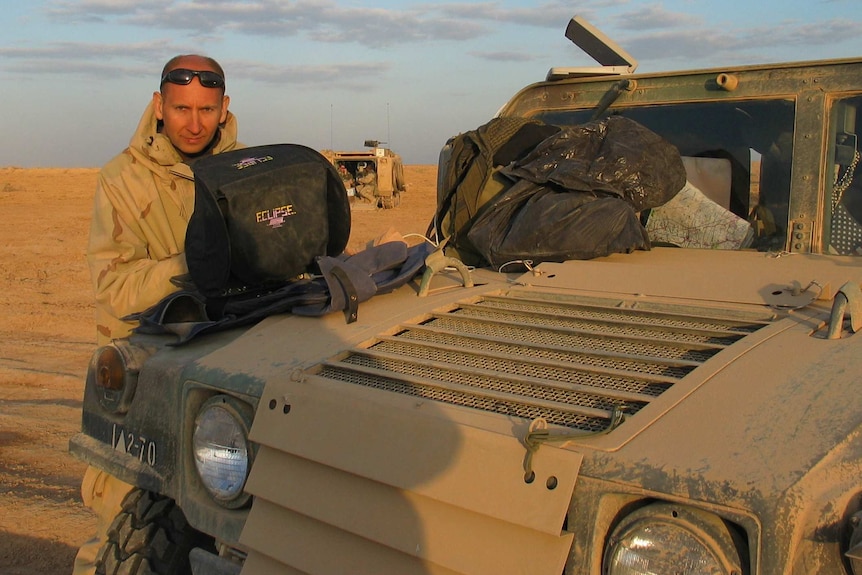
160;68;225;89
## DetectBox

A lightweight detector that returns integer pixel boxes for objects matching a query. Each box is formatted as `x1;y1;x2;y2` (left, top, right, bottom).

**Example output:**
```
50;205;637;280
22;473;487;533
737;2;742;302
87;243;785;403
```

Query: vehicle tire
394;162;406;192
95;489;213;575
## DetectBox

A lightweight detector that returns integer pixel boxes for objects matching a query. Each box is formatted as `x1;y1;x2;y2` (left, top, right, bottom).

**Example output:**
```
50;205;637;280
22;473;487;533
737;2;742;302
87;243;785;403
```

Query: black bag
186;144;351;297
430;117;561;265
502;115;685;213
467;180;649;267
432;115;686;268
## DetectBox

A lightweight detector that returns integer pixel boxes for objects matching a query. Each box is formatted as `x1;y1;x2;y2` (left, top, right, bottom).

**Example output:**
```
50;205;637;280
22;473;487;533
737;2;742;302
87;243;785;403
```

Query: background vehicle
70;15;862;575
321;141;407;208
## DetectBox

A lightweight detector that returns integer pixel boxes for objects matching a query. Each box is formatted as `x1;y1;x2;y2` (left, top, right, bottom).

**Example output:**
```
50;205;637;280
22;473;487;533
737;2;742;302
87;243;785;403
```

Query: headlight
193;396;252;508
92;342;151;414
603;503;745;575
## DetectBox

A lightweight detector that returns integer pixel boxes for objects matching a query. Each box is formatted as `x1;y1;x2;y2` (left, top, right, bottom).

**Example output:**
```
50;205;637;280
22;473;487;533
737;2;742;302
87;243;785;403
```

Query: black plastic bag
467;179;649;267
502;115;685;212
464;115;685;266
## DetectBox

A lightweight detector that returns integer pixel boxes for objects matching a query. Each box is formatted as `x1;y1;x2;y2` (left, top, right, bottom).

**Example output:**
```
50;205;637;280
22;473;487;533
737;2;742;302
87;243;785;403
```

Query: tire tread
95;489;209;575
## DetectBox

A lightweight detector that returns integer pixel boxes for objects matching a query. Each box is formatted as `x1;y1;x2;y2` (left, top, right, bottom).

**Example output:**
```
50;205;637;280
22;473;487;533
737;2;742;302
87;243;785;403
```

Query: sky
2;0;861;168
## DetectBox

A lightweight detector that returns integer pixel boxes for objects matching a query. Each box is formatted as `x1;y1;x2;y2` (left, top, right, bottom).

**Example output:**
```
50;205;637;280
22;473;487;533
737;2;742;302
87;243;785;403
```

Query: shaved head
161;54;225;86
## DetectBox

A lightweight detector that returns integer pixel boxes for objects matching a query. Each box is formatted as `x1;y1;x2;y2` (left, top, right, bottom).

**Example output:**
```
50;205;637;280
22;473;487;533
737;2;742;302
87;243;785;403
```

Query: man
74;54;239;575
338;162;356;200
87;54;239;345
355;161;377;202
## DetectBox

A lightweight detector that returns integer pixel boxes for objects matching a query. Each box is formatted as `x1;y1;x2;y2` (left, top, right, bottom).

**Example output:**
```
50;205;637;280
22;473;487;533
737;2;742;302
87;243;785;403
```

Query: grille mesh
314;292;775;431
319;365;611;432
396;328;695;378
478;296;767;333
342;351;651;410
452;306;744;345
368;340;670;397
426;316;718;362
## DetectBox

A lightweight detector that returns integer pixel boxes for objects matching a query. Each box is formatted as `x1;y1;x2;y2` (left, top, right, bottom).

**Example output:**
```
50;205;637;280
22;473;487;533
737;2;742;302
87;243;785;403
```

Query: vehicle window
535;99;795;251
827;95;862;255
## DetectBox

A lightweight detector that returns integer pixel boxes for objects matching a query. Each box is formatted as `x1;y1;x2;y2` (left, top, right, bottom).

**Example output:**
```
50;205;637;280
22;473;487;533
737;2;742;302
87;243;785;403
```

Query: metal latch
417;248;473;297
765;279;823;310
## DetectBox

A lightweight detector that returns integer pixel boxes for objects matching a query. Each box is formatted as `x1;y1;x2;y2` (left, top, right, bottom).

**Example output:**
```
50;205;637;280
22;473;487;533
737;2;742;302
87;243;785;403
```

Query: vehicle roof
544;56;862;85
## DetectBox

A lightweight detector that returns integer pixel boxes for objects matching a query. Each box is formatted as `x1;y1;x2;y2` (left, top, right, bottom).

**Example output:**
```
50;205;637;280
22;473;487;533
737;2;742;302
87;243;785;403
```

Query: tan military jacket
87;101;240;344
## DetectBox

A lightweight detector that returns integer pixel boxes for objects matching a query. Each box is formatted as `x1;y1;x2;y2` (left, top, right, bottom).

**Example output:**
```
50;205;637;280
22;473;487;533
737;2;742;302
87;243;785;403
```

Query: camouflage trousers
72;466;134;575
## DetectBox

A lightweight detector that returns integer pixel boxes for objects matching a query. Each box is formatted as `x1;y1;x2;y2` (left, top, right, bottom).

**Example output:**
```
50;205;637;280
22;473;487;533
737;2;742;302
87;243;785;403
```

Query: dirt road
0;165;438;574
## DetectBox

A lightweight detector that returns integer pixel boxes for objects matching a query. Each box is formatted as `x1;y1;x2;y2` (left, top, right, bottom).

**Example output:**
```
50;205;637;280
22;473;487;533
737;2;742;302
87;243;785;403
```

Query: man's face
153;69;229;157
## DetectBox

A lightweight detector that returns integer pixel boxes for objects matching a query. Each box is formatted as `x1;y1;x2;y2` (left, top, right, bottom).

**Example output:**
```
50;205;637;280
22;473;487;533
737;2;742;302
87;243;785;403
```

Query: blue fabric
126;241;433;345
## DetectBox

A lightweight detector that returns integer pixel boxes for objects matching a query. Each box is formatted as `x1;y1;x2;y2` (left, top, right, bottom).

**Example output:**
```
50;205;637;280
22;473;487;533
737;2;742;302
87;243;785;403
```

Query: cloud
0;39;391;90
27;2;862;85
624;29;744;63
469;50;539;62
44;0;856;60
44;0;488;47
0;40;168;61
300;5;483;46
3;58;149;79
45;0;173;21
40;0;630;48
228;59;391;90
622;15;862;67
741;18;862;47
435;1;580;28
615;4;702;30
0;41;176;82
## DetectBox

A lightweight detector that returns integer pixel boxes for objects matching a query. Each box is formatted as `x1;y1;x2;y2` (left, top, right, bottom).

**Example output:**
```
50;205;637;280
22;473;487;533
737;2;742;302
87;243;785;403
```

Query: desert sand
0;165;439;573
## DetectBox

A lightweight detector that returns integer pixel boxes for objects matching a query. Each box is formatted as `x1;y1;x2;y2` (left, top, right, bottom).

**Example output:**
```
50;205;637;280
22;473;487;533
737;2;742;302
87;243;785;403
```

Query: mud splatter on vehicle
70;15;862;575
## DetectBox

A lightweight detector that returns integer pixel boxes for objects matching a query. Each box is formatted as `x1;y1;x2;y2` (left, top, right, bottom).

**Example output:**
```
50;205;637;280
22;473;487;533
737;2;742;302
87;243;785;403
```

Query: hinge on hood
523;407;625;480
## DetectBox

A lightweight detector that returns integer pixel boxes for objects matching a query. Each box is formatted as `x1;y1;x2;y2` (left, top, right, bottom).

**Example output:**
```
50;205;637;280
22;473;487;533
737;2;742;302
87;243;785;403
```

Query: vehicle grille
316;290;777;433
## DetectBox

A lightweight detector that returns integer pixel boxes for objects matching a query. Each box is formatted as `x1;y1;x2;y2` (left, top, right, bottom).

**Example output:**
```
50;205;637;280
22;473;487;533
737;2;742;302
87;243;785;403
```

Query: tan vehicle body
70;16;862;575
321;147;406;208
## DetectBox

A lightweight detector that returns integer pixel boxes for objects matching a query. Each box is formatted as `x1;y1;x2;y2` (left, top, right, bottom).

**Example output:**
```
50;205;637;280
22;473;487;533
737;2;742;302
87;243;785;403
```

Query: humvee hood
580;297;862;505
198;247;862;573
523;247;861;308
458;248;862;504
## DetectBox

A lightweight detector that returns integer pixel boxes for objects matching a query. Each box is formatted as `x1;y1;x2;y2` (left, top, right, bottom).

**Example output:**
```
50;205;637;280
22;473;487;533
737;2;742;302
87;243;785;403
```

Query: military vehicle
70;14;862;575
321;142;406;208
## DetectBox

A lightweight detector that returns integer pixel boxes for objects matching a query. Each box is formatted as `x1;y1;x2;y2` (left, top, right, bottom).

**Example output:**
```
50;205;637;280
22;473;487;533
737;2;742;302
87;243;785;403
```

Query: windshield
535;99;795;251
827;95;862;256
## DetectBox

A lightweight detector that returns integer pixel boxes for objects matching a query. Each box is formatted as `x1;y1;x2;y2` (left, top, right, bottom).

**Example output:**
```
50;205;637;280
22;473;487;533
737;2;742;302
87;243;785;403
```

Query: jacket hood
128;100;240;172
